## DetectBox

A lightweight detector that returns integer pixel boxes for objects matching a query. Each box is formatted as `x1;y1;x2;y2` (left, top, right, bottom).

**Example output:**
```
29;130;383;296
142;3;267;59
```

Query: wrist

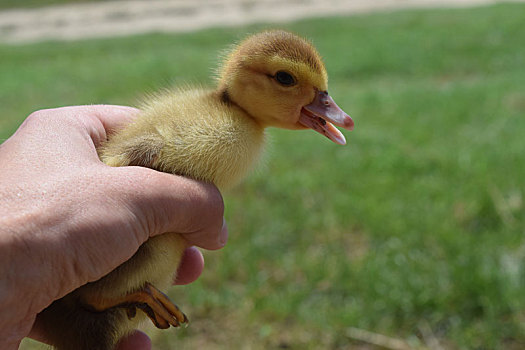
0;224;40;349
0;189;70;327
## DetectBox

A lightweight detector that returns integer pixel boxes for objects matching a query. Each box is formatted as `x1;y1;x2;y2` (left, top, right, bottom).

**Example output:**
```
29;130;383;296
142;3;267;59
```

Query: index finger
72;105;140;148
85;104;140;135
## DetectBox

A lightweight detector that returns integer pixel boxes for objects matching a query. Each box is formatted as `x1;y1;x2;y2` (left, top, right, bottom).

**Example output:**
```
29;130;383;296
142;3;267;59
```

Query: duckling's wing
126;138;163;169
101;134;164;169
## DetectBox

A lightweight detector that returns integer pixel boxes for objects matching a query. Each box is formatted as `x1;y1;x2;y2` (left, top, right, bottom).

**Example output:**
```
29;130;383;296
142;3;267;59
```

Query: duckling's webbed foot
84;282;188;329
124;283;188;329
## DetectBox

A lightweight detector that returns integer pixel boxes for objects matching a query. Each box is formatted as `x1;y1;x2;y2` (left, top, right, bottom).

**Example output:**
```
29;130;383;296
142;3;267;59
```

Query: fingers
44;105;140;148
80;104;141;149
174;247;205;285
86;105;141;135
10;105;140;166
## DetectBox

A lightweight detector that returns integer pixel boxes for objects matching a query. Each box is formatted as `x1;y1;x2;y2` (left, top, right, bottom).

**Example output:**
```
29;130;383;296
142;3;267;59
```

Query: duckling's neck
216;87;265;129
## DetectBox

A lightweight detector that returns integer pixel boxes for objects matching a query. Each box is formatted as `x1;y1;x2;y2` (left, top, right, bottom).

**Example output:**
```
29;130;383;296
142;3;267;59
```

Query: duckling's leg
83;282;188;329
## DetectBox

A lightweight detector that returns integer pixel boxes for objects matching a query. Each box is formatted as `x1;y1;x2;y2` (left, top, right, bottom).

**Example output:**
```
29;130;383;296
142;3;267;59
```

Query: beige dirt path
0;0;523;44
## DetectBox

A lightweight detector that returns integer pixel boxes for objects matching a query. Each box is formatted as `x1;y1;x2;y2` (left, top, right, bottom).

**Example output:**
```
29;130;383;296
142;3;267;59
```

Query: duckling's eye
275;71;296;86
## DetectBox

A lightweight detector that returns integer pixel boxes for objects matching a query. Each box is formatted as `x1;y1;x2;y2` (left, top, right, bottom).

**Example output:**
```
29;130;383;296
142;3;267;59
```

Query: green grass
7;3;525;349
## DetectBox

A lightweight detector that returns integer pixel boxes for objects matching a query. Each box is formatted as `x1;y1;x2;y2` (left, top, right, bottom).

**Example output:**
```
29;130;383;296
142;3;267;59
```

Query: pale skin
0;105;227;350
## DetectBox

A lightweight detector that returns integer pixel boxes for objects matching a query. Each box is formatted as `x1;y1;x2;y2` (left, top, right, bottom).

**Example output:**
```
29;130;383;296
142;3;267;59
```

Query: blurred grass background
4;2;524;349
0;0;104;10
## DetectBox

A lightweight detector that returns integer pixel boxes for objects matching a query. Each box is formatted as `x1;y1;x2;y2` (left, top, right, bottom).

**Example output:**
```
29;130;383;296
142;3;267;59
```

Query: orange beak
299;90;354;145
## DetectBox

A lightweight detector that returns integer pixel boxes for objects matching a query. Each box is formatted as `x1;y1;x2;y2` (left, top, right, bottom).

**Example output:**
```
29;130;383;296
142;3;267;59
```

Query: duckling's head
217;30;354;145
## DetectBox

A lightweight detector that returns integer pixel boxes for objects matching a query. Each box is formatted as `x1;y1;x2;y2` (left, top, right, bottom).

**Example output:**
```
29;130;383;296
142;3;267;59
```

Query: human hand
0;105;227;350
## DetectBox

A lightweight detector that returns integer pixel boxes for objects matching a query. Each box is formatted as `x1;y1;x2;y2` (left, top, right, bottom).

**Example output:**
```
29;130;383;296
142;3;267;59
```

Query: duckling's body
37;30;353;350
102;89;265;189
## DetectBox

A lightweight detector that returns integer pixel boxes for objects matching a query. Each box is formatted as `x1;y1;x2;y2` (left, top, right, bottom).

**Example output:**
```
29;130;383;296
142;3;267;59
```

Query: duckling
36;30;354;350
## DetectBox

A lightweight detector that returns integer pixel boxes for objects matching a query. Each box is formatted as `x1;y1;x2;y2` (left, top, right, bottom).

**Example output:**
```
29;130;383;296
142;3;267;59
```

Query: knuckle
24;107;80;131
24;109;52;126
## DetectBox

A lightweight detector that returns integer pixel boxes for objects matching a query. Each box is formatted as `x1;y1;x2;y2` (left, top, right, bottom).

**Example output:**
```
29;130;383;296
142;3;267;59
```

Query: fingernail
219;218;228;246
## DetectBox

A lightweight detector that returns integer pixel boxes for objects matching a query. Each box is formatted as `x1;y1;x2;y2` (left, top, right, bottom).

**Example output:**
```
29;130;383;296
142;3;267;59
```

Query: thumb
110;166;226;250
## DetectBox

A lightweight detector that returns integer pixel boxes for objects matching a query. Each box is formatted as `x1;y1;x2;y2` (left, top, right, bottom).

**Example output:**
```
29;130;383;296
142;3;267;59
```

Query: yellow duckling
37;30;353;350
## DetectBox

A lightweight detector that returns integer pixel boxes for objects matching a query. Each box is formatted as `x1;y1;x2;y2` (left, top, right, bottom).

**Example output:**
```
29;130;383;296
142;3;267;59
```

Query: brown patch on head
238;30;324;75
218;30;328;89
